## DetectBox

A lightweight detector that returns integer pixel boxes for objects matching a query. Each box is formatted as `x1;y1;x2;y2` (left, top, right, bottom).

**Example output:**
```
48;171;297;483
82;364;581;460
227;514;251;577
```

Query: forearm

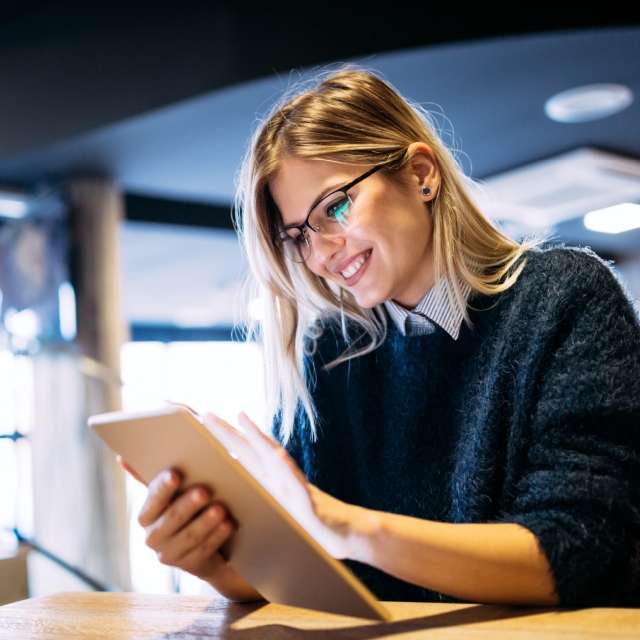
346;506;559;605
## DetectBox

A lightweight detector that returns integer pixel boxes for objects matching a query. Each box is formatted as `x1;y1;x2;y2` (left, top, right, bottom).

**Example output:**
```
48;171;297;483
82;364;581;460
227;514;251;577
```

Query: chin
352;290;384;310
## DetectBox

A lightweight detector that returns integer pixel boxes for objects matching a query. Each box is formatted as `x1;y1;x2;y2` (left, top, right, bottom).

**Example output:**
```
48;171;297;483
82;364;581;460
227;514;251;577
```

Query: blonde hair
233;64;550;448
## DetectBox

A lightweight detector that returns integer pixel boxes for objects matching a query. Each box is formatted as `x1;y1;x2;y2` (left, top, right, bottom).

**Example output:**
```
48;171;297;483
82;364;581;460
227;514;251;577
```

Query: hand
203;411;356;559
117;459;236;582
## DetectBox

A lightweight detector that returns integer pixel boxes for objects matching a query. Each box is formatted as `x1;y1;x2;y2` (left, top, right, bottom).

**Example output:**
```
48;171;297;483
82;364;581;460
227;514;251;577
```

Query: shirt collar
383;274;473;340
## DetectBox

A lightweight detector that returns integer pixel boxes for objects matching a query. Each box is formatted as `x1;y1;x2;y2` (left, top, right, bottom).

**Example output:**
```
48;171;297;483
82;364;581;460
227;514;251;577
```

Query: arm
491;253;640;606
341;252;639;606
270;370;554;604
345;506;558;605
340;252;639;607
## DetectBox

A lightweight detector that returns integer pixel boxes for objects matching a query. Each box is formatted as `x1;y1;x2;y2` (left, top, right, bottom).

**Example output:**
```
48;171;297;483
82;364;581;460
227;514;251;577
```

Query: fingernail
208;505;223;518
163;470;174;484
191;488;207;503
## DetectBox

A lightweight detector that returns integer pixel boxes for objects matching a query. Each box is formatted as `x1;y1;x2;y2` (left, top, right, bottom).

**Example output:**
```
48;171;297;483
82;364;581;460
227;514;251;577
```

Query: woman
127;65;640;606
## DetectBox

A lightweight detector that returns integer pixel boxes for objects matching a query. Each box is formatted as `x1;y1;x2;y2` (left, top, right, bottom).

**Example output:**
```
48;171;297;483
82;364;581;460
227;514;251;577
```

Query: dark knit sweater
271;243;640;606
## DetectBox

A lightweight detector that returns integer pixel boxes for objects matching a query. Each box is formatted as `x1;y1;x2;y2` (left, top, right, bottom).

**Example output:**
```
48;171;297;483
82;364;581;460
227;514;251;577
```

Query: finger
144;485;212;549
137;468;181;527
238;412;277;446
203;413;265;476
238;412;268;439
238;412;304;480
238;412;282;459
176;518;236;576
203;412;249;449
157;503;228;566
235;414;311;512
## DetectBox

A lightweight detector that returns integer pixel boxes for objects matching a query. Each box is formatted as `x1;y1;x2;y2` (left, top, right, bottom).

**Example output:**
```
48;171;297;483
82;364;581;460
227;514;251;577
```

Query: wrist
344;503;383;564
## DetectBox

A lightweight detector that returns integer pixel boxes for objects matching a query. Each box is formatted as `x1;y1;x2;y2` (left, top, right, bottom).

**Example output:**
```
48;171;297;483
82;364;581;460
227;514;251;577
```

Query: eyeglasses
274;163;386;263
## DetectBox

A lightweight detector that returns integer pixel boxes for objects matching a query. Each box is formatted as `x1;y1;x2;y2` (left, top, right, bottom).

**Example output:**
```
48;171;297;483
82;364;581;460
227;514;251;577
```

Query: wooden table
0;592;639;639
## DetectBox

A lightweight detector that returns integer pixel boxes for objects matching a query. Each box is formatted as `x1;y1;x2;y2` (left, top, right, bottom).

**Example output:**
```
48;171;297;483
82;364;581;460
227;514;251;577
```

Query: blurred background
0;2;639;604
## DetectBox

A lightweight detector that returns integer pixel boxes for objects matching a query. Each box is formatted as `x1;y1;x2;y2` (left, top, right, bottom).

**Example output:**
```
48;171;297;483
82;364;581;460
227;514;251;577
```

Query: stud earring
421;186;431;196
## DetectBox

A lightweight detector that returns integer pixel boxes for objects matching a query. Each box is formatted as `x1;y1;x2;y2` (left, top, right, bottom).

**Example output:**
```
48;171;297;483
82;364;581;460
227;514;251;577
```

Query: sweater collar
383;274;473;340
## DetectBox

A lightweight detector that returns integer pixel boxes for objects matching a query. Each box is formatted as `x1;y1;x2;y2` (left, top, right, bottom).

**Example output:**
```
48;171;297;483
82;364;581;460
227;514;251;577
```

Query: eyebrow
281;181;345;229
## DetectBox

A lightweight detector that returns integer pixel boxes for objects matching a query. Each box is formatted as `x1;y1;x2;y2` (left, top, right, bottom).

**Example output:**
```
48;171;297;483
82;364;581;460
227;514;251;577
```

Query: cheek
306;263;325;279
349;210;387;246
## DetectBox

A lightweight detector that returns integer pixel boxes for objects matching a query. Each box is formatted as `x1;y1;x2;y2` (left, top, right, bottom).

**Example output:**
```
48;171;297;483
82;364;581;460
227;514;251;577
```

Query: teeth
341;251;369;279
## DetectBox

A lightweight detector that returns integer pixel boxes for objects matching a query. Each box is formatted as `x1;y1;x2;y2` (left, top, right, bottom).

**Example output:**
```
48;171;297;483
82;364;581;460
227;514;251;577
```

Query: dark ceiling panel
124;193;235;231
1;3;639;157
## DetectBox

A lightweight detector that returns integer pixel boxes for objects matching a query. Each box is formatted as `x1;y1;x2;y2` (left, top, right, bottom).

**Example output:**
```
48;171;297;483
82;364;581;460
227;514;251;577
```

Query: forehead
268;156;359;226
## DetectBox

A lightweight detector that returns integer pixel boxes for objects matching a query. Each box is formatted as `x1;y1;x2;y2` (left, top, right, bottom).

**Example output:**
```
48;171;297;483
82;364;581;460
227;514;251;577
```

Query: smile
340;249;372;285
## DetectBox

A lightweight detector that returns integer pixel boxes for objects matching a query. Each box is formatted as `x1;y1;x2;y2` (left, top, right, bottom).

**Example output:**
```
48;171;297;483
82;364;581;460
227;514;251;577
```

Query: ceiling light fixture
583;202;640;234
545;83;633;123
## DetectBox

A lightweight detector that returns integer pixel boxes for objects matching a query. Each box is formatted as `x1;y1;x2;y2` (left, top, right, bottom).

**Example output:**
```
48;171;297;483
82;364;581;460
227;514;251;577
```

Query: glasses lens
277;192;353;264
308;191;352;236
277;229;309;263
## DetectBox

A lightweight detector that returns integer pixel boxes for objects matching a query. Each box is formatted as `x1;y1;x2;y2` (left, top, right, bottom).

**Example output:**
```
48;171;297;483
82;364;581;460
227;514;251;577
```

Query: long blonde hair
233;64;550;447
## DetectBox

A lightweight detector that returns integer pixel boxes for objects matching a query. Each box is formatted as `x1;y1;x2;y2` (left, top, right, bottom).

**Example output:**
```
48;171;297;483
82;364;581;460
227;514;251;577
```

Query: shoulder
514;241;637;315
465;242;640;343
520;241;612;284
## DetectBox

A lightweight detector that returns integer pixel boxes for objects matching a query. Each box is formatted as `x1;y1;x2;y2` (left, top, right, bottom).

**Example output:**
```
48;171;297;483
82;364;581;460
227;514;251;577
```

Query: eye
326;195;350;221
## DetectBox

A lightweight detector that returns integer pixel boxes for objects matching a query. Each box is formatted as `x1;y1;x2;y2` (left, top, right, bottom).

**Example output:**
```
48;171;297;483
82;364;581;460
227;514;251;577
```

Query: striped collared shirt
383;275;473;339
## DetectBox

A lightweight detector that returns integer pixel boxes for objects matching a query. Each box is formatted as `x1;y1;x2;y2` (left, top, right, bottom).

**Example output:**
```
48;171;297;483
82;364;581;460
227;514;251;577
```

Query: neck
391;251;436;308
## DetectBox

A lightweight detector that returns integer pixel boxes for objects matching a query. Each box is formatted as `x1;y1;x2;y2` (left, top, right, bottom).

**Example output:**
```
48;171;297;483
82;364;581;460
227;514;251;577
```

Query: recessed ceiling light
583;202;640;234
545;83;633;123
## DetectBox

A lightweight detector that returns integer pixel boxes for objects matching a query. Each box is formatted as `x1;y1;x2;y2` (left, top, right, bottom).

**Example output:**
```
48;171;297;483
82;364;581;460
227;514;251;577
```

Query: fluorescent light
583;202;640;234
58;282;77;341
0;195;28;219
545;84;633;123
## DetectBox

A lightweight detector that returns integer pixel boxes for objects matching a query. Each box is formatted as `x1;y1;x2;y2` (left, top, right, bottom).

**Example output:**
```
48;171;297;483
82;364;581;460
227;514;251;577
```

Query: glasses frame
274;162;388;263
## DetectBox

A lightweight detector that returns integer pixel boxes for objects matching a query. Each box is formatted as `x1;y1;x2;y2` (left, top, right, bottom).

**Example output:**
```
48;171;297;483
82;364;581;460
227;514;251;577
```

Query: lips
333;249;371;276
341;249;372;285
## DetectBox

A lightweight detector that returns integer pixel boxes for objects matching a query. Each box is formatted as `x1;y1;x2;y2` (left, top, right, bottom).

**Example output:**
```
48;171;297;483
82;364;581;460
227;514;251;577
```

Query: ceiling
0;6;638;328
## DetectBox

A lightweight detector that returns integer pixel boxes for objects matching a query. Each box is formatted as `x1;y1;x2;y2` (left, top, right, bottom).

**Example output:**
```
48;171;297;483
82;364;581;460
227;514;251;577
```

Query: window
0;350;34;556
120;339;264;594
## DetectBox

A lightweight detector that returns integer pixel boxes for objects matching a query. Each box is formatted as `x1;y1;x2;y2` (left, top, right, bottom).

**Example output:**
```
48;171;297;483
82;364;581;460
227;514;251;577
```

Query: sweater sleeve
497;252;640;606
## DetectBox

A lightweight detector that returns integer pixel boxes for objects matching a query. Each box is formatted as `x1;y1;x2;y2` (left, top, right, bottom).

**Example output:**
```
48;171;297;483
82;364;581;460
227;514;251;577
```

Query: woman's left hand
202;411;356;560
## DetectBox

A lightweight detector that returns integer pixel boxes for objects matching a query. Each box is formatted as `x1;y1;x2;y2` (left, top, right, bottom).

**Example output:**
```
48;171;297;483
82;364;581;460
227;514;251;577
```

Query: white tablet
88;405;391;621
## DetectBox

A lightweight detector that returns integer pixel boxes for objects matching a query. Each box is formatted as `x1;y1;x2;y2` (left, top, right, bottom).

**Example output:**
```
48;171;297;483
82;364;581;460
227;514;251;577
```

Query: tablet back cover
89;406;391;621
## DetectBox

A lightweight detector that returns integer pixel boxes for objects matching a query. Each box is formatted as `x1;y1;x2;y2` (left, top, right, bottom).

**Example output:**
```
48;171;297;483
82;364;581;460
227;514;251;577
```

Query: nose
308;230;345;271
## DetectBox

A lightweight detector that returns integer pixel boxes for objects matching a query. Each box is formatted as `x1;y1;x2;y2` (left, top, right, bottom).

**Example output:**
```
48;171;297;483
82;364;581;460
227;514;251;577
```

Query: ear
405;142;440;197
